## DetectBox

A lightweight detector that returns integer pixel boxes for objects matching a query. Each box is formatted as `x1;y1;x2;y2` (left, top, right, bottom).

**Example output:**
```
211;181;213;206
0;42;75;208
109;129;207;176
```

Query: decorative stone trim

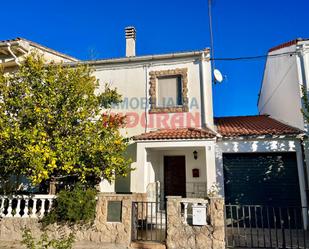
149;68;189;113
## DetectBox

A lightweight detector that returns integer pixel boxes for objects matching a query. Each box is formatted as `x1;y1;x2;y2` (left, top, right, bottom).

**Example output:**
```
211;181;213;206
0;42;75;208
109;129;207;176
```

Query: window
149;68;188;113
157;76;182;107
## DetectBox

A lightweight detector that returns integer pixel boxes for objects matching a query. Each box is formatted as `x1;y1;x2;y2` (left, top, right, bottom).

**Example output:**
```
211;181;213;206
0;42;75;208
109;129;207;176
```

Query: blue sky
2;0;309;117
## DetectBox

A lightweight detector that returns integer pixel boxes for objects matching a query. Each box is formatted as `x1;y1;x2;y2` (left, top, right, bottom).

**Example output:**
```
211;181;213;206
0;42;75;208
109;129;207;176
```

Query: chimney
125;26;136;57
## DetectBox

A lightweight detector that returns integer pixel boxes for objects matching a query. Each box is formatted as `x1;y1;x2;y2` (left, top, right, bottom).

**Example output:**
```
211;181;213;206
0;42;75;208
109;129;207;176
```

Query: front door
164;156;186;199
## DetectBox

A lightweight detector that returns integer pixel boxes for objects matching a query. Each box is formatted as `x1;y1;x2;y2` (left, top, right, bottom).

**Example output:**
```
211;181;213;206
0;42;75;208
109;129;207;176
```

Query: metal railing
131;201;166;242
225;204;309;249
0;194;55;218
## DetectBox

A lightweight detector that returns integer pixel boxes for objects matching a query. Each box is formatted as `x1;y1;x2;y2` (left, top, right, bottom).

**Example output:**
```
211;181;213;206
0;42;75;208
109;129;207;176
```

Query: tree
0;53;130;187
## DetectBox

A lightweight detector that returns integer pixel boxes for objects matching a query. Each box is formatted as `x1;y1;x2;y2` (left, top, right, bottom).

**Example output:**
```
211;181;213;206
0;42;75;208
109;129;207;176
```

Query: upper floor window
149;68;188;113
157;76;182;107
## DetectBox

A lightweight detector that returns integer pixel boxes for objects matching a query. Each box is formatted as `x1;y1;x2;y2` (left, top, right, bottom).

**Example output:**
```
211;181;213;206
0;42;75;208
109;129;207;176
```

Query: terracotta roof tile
133;116;302;141
214;115;302;137
133;127;216;141
268;38;309;53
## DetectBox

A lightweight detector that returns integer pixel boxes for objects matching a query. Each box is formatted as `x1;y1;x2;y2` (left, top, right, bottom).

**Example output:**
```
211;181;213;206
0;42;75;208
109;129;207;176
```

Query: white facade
90;50;216;196
258;39;309;130
129;139;216;201
91;50;213;138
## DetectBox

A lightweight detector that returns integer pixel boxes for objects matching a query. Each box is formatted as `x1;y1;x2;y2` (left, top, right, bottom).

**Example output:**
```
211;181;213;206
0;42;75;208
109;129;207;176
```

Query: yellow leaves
62;162;74;173
0;130;10;140
34;106;41;113
114;139;122;145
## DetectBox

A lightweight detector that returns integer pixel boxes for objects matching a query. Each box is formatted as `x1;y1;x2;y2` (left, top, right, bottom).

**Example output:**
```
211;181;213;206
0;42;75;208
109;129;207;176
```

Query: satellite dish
213;69;223;83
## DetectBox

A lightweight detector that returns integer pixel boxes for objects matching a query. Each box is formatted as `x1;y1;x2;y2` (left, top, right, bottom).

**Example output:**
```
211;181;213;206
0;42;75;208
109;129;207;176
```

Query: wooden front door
164;156;186;199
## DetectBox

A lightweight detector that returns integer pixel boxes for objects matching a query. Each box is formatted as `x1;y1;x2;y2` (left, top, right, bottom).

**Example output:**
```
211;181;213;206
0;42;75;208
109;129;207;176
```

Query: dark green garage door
223;152;301;206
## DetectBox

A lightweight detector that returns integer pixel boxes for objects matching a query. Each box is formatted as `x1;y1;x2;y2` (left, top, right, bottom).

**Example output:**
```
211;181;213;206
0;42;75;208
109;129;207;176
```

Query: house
258;38;309;206
258;38;309;131
0;37;78;72
70;28;306;209
0;30;306;209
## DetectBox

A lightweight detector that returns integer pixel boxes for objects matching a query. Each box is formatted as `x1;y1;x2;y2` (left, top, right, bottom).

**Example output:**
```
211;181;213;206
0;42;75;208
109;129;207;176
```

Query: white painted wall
258;45;304;129
131;140;217;196
93;52;213;138
215;138;307;209
147;148;207;198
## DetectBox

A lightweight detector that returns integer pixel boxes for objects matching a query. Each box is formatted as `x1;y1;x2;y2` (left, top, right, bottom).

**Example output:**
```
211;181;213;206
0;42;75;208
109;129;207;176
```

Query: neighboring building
0;30;307;210
258;38;309;130
0;37;78;72
258;38;309;209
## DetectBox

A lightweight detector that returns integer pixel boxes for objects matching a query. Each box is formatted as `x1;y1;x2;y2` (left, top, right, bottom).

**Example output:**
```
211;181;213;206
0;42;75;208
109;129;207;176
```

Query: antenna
213;69;223;83
208;0;224;84
208;0;215;70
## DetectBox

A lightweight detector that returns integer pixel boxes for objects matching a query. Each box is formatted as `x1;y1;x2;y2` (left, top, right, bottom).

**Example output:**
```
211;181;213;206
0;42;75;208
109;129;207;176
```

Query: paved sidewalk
0;241;129;249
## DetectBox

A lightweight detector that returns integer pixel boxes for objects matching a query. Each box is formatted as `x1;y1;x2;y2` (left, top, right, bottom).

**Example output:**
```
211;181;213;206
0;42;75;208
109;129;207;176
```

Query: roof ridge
214;114;268;119
268;38;309;53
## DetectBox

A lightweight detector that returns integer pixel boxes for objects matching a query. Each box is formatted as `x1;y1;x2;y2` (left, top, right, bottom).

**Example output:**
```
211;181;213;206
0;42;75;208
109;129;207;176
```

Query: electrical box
192;203;207;226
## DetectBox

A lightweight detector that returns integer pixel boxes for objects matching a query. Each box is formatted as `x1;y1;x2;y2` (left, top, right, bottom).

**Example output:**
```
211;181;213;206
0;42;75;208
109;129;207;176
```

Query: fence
225;204;309;249
131;201;166;242
0;194;55;218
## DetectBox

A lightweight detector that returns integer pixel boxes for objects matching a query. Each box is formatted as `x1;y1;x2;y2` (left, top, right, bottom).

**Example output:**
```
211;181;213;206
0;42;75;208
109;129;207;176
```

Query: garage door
223;152;301;206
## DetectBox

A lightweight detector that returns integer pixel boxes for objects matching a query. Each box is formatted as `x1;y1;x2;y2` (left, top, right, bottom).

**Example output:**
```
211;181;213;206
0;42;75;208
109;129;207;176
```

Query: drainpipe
298;44;309;204
6;42;20;66
298;44;309;91
300;135;309;207
299;135;309;230
143;63;151;133
200;50;214;129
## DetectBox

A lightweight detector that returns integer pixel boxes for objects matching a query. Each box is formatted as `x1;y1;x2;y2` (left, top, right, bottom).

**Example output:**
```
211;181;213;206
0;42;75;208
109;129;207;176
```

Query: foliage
302;86;309;122
22;228;75;249
0;53;131;186
207;183;220;197
42;184;97;226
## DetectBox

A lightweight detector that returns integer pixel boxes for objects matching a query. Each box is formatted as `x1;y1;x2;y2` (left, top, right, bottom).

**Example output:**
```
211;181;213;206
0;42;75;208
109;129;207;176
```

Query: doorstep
130;241;166;249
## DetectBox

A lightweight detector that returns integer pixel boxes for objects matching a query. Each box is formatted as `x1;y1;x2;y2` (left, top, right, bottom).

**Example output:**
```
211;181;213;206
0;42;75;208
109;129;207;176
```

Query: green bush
42;184;97;226
22;228;75;249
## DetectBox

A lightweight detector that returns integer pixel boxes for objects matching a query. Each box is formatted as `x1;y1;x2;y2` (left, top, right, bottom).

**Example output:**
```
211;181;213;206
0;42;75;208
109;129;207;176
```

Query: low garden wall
0;194;225;249
0;193;147;245
166;196;225;249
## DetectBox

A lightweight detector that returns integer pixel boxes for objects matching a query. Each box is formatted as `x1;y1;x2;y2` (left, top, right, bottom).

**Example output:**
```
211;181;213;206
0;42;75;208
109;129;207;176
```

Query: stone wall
0;193;146;246
166;196;225;249
0;194;225;249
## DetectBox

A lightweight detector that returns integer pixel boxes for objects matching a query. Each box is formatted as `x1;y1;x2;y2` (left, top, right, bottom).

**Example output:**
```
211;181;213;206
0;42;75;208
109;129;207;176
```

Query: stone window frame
149;68;189;113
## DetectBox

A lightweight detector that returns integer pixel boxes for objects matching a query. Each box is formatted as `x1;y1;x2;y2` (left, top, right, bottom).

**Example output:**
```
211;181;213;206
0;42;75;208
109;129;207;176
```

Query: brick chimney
125;26;136;57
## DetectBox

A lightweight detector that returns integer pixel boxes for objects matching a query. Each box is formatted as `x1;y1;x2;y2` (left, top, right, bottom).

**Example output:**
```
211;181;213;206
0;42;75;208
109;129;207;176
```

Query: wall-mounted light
193;150;198;160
